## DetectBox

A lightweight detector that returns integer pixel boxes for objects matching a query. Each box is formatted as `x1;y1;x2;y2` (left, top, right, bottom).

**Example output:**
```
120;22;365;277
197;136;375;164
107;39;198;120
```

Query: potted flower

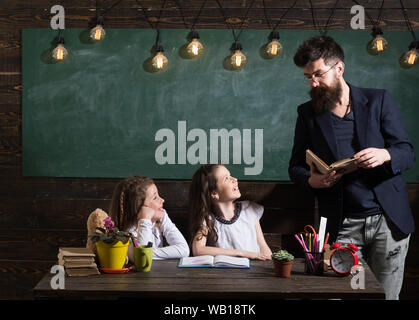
272;249;294;278
89;217;132;269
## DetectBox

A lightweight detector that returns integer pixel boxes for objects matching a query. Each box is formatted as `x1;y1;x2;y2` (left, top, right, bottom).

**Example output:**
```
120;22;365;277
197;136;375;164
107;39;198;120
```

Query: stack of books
58;247;100;276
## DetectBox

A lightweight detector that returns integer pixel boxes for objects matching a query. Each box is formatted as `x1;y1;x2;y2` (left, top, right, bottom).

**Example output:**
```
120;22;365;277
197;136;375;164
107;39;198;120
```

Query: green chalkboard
22;29;419;181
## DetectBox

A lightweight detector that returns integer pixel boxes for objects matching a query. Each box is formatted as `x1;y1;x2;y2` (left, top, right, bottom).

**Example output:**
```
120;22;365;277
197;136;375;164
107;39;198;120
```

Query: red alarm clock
329;243;359;276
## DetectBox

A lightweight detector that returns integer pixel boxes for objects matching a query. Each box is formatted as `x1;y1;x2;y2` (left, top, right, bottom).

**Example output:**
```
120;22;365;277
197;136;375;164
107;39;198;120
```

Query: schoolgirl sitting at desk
189;164;272;260
109;175;189;261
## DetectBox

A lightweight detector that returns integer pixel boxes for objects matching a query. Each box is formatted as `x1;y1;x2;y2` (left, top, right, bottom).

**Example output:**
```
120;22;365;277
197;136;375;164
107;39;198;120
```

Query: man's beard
310;80;342;114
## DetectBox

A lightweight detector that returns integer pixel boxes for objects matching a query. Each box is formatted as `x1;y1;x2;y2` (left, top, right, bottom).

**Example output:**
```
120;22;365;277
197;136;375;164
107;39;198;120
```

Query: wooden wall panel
0;0;418;300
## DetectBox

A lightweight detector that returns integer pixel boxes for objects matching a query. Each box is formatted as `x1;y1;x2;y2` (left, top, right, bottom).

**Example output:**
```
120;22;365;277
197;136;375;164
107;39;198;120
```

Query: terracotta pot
273;259;293;278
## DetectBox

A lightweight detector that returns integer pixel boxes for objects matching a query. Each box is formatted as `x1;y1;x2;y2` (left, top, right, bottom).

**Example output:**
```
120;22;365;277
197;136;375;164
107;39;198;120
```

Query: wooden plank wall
1;0;418;299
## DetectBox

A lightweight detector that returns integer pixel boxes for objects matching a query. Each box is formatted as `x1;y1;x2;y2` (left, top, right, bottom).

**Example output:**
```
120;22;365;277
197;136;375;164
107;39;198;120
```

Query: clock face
331;249;355;274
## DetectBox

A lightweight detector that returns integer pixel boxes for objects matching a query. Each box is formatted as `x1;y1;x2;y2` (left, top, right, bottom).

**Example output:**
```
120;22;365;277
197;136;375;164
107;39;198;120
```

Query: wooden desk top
34;258;385;300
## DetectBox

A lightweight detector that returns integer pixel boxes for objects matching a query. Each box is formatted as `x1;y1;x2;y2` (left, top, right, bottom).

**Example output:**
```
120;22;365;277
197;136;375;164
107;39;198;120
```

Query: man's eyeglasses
303;61;338;84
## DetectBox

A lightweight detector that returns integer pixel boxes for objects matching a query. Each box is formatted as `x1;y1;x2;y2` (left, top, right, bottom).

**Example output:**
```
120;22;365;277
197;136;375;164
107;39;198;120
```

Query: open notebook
178;255;250;269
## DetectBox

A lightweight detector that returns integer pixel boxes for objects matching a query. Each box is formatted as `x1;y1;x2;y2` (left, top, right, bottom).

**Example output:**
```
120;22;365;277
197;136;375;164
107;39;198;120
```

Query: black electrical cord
215;0;257;43
399;0;417;41
262;0;298;32
309;0;340;35
351;0;385;28
174;0;208;32
136;0;168;46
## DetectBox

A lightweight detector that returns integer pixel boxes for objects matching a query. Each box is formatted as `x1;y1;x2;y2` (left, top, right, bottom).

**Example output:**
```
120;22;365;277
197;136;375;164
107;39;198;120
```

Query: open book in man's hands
178;255;250;269
306;149;358;175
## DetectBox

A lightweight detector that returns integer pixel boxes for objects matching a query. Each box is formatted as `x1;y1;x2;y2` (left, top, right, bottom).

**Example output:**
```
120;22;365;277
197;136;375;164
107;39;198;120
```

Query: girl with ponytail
109;175;189;262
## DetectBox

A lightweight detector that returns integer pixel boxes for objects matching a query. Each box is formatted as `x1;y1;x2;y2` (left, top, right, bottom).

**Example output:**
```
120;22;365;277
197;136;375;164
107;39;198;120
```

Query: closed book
62;261;98;269
58;247;96;267
58;247;95;257
65;268;100;277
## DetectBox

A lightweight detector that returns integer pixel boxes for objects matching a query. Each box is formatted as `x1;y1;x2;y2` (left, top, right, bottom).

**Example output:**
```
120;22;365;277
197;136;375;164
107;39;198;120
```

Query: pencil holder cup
304;251;324;275
133;245;153;272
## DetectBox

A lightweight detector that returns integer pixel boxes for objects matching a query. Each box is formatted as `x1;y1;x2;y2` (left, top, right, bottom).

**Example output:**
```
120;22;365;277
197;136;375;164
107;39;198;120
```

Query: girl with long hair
109;175;189;262
189;164;272;260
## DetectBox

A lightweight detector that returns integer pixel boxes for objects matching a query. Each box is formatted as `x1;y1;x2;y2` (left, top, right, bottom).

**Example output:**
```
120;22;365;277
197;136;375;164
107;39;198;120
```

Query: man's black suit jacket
289;84;415;241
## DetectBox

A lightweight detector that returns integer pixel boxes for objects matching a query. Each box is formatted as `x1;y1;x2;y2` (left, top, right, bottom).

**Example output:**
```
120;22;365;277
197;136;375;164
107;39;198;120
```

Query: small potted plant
89;217;133;269
272;249;294;278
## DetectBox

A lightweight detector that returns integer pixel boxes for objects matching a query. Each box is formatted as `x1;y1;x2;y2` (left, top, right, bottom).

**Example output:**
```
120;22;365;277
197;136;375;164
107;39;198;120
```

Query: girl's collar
215;202;242;225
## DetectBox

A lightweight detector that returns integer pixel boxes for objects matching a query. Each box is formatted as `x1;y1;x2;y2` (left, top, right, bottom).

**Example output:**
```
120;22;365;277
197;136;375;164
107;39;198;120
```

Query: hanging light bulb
400;40;419;68
403;48;418;66
90;16;106;41
266;31;283;58
186;30;204;57
230;41;246;70
52;34;68;61
152;45;168;71
367;27;388;55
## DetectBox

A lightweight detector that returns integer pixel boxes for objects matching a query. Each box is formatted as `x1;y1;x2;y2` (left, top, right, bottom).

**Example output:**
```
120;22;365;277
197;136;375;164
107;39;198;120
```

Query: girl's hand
259;252;272;260
137;205;155;220
256;253;272;261
152;207;165;223
239;250;271;260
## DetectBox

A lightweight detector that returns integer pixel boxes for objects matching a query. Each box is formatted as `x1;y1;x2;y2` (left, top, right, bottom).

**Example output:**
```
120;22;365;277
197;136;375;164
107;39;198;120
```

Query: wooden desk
34;258;384;300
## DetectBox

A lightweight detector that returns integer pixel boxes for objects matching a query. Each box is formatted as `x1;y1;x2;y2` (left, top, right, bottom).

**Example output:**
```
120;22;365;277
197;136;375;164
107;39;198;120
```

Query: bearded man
288;36;415;300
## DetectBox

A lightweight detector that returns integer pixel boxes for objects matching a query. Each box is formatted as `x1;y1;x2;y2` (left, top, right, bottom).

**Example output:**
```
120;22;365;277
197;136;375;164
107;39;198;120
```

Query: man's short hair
293;35;345;67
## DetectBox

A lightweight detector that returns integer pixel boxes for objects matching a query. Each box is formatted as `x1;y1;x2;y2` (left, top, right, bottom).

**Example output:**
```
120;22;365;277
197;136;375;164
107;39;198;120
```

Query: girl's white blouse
211;200;263;253
127;209;189;261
